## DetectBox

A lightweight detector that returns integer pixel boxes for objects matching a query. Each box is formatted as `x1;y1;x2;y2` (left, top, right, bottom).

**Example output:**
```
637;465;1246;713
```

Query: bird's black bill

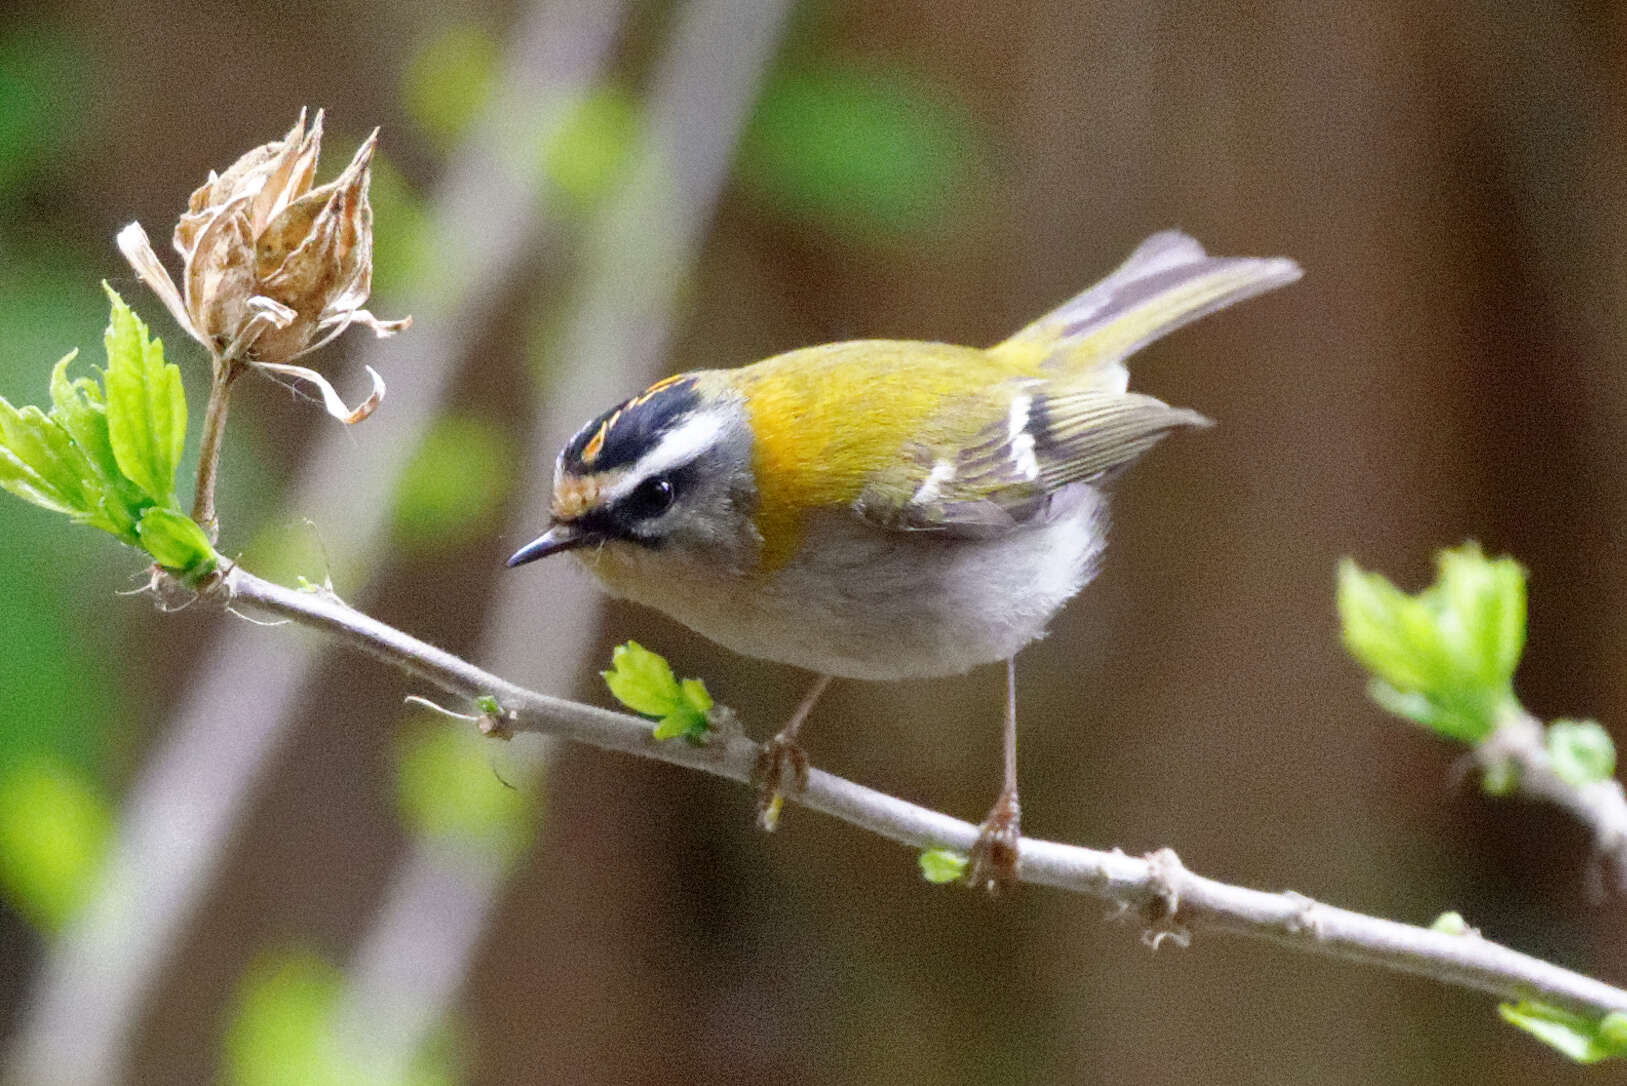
505;526;597;567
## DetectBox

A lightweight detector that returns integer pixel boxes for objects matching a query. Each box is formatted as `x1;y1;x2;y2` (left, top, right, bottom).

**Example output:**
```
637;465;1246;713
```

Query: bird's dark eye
624;474;676;520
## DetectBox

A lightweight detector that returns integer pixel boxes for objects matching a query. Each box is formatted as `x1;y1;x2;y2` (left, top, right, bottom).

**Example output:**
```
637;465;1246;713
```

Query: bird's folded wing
854;385;1208;535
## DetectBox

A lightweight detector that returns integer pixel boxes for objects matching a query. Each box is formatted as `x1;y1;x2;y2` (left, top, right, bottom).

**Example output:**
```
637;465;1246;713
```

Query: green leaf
1337;560;1449;694
650;713;693;742
604;643;716;743
1429;910;1469;935
919;848;969;884
679;677;713;716
0;757;111;931
102;284;186;506
1498;1000;1627;1063
1435;543;1526;689
1337;546;1526;744
136;507;215;576
0;395;97;515
1547;719;1616;787
602;641;683;718
0;435;75;514
651;706;708;744
660;677;716;744
1365;680;1449;736
48;351;141;536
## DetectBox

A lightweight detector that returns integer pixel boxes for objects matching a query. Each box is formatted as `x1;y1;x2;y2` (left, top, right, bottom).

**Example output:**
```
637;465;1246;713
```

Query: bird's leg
967;657;1022;892
753;673;833;831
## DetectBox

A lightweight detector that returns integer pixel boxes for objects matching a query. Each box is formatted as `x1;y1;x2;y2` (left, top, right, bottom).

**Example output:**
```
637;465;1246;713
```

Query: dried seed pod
118;109;409;423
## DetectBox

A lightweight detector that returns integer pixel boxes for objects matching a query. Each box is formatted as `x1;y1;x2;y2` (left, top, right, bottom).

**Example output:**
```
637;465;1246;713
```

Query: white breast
580;485;1108;680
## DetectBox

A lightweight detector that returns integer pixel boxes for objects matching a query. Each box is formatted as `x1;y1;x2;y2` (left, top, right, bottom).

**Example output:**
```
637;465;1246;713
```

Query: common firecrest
508;231;1299;889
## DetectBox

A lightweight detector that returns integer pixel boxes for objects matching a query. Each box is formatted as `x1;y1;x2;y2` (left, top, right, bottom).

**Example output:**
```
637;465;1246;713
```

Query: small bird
508;231;1299;889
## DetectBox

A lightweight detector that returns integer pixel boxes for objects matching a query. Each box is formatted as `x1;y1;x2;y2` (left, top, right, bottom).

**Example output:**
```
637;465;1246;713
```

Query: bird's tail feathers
990;231;1301;390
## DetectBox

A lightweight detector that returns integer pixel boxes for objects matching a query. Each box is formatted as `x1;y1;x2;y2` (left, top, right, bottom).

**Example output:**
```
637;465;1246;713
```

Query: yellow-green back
727;340;1019;567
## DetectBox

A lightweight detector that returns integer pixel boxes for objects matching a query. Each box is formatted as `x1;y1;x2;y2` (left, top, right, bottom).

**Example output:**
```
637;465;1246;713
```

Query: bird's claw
753;732;809;832
965;789;1021;893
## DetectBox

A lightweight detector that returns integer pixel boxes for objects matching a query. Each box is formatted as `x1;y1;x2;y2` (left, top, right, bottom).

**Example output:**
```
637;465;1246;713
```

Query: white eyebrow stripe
1007;393;1040;481
602;410;726;499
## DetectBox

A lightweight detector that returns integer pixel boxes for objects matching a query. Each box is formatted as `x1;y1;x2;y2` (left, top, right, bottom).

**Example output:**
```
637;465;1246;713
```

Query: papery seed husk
184;197;257;347
173;203;214;260
253;181;333;282
246;312;318;366
117;221;202;343
176;143;277;257
173;110;325;259
247;110;323;238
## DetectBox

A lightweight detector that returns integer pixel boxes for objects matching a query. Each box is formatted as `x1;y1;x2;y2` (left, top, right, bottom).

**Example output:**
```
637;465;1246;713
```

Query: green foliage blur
0;758;111;931
394;716;541;866
0;27;90;196
390;414;515;556
0;20;179;933
738;62;985;242
539;85;642;214
402;23;500;151
224;948;460;1086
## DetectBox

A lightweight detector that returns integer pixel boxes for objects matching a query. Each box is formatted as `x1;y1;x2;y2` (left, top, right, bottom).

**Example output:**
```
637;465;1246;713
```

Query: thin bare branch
1476;712;1627;892
210;561;1627;1023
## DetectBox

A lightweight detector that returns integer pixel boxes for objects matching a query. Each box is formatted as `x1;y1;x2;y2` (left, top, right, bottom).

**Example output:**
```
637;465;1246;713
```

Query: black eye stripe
623;474;676;520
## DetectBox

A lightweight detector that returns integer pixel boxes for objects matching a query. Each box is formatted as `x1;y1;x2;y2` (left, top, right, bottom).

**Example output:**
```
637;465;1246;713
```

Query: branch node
1139;847;1191;949
705;703;745;745
1281;890;1324;938
478;708;516;742
138;565;201;612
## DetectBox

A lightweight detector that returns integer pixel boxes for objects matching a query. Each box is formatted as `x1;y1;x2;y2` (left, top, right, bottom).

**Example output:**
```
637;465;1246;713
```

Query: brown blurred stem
194;561;1627;1024
191;359;242;541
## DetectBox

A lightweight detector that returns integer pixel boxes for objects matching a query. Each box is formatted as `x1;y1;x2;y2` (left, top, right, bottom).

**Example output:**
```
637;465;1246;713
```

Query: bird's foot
753;731;810;832
965;789;1021;893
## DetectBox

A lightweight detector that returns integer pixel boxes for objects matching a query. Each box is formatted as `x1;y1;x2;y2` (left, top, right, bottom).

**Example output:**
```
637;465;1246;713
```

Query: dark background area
1;1;1625;1083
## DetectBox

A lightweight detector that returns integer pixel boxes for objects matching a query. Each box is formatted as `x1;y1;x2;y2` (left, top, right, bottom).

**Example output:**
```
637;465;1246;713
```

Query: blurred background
1;1;1625;1083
